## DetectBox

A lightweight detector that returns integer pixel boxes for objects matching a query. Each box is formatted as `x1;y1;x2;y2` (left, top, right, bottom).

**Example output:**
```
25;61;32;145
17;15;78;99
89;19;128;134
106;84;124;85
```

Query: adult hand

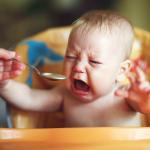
0;48;25;87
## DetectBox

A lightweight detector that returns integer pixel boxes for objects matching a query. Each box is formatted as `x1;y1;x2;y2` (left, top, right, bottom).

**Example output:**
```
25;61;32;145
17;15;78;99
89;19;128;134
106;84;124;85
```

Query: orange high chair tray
0;127;150;150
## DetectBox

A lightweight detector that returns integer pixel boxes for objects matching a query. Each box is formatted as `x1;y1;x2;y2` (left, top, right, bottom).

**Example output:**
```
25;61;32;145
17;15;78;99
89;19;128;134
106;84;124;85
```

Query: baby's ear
116;60;132;83
119;59;132;74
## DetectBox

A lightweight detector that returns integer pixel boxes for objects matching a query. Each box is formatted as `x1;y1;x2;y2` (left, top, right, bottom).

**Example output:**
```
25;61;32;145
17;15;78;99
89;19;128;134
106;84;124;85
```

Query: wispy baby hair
71;10;134;59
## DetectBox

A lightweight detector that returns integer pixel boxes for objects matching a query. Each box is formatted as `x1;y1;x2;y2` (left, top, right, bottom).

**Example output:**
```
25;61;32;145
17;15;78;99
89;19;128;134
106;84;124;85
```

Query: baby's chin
71;91;95;103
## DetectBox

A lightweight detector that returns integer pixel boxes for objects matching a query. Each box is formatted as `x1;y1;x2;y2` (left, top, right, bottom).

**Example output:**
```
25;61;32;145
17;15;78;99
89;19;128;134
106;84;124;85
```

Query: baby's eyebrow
68;48;77;52
88;50;101;58
66;51;77;56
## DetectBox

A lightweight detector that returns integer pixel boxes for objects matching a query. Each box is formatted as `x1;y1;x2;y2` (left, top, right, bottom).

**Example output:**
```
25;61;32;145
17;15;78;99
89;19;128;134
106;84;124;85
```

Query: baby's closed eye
89;60;102;64
65;55;78;62
66;55;77;59
89;59;103;67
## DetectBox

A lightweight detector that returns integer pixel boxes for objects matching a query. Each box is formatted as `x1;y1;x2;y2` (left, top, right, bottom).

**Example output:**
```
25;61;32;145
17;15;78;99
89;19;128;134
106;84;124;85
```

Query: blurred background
0;0;149;127
0;0;149;48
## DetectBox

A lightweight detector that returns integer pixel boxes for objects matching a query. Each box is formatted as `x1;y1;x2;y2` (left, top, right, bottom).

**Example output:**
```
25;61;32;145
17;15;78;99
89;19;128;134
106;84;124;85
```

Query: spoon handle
5;58;67;81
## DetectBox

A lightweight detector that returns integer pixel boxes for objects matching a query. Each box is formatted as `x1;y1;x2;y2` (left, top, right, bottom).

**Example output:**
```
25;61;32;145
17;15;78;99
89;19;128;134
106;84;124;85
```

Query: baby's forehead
68;27;128;60
69;27;123;49
70;25;123;41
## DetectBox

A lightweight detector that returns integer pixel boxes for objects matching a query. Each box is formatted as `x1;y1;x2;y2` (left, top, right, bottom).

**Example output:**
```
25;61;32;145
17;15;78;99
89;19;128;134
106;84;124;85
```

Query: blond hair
70;10;134;60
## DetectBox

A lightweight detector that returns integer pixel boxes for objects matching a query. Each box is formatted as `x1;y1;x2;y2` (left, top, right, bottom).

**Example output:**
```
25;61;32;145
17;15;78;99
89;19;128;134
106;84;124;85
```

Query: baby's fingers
126;72;135;85
133;67;150;91
135;67;146;83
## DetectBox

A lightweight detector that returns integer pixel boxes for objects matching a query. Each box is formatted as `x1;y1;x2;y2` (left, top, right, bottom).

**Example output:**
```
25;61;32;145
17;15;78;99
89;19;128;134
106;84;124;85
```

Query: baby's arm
1;80;64;112
0;48;63;112
115;67;150;114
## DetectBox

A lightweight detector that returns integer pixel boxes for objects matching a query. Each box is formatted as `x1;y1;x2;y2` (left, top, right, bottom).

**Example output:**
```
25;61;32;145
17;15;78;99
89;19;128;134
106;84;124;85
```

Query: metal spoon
9;58;67;81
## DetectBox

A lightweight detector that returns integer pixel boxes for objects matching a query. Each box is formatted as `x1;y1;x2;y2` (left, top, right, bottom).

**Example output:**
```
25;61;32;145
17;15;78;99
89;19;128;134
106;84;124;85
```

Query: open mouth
74;79;90;92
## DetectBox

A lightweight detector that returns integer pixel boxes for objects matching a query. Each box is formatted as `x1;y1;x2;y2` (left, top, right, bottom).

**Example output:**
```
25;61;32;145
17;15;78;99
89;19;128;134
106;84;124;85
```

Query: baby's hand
115;66;150;114
0;48;25;87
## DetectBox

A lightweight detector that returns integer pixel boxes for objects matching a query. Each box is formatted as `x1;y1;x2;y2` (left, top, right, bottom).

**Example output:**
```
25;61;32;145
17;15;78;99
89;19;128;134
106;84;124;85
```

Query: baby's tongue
74;80;90;92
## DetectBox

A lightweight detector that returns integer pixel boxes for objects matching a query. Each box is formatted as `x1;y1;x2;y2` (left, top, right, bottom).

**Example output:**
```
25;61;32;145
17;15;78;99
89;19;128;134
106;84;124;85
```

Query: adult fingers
0;48;16;60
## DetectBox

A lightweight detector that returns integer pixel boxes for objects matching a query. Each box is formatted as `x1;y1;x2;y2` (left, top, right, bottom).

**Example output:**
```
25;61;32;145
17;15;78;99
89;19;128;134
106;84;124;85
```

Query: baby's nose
73;61;85;73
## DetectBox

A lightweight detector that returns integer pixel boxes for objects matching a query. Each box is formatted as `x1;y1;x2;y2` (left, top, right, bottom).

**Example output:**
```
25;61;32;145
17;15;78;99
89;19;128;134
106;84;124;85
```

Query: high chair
4;26;150;128
0;26;150;150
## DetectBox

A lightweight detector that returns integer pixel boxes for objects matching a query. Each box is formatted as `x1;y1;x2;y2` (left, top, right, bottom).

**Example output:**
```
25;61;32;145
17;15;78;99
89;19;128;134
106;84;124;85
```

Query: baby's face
64;28;124;102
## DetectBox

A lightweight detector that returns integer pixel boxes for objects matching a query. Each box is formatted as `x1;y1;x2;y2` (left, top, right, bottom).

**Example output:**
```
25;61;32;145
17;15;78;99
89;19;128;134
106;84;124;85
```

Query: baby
0;10;150;127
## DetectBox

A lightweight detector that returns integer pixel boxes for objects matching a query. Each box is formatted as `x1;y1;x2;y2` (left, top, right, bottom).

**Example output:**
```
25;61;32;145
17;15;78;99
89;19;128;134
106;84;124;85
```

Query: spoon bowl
40;72;67;81
9;58;67;81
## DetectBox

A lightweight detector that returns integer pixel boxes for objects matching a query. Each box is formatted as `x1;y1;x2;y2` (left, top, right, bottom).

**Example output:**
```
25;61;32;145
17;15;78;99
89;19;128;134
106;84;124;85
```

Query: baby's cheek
63;66;72;78
64;79;71;90
91;74;112;96
89;73;103;93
